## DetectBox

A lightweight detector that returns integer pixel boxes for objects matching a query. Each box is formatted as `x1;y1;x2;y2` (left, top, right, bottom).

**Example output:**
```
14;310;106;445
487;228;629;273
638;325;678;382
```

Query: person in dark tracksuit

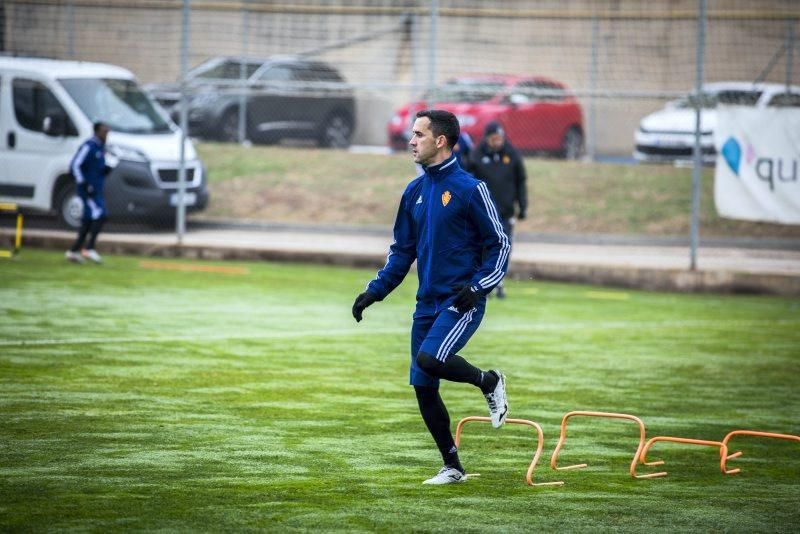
468;121;527;298
352;110;510;485
65;122;111;264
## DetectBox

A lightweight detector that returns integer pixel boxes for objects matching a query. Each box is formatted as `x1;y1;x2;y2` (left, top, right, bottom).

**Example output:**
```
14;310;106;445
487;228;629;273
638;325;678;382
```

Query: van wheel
318;113;352;148
561;127;584;160
56;182;83;229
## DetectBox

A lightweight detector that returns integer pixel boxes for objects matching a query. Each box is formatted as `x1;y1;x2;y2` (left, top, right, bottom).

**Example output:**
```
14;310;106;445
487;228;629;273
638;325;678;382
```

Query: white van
0;57;208;227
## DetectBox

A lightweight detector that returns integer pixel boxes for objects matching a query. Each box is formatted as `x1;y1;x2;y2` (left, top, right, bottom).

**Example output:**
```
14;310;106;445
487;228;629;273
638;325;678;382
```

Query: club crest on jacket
442;190;451;206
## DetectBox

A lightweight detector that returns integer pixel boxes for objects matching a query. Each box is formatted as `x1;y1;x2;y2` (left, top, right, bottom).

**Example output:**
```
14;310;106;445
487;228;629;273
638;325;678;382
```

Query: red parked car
388;74;584;159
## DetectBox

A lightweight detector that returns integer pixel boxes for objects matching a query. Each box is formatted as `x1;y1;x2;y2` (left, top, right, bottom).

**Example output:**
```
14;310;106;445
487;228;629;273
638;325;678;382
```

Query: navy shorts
409;304;486;388
80;192;106;222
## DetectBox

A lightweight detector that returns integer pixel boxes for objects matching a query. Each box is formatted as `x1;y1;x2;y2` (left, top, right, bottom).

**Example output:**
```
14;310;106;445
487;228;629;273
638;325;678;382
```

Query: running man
352;109;510;485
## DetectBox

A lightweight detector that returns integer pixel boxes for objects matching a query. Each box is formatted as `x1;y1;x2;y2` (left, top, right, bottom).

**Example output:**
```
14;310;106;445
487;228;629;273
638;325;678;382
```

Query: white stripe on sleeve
476;182;510;288
72;144;90;184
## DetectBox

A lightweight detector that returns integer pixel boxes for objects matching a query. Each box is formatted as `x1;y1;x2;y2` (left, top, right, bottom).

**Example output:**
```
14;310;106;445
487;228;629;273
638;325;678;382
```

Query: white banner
714;107;800;224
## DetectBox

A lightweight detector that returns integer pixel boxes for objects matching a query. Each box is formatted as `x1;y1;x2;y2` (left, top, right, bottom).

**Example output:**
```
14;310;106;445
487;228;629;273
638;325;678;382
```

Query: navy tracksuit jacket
70;136;108;221
367;154;509;316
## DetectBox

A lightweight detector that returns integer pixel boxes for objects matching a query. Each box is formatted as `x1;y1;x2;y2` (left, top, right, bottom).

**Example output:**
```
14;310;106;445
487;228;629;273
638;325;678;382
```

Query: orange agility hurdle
454;416;564;487
721;430;800;473
550;411;666;479
636;436;739;477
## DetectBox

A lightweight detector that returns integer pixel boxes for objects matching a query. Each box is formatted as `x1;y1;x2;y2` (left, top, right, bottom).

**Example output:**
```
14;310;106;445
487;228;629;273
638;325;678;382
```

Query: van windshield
59;78;172;134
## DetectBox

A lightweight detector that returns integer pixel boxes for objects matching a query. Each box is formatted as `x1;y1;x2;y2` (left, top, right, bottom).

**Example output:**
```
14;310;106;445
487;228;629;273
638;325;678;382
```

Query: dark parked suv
147;56;356;148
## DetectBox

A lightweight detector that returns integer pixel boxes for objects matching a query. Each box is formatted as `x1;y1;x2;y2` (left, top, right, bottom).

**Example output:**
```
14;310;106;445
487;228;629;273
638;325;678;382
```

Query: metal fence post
428;0;438;104
176;0;190;243
238;0;249;145
690;0;706;271
787;19;795;91
587;16;599;162
411;12;419;105
67;0;75;59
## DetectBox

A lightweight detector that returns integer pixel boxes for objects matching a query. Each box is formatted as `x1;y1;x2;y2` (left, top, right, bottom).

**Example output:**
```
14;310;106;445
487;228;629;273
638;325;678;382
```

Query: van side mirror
43;115;67;137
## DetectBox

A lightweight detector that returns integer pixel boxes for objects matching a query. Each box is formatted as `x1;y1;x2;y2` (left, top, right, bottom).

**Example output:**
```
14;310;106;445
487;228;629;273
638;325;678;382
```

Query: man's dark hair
416;109;460;149
93;122;108;134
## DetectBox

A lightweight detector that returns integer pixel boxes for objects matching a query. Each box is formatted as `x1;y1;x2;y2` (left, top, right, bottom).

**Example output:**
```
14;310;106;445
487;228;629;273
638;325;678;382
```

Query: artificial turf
1;250;798;532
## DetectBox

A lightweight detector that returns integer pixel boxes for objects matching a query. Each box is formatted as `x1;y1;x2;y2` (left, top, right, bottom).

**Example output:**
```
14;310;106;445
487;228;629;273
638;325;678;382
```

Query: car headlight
457;114;477;127
106;144;149;164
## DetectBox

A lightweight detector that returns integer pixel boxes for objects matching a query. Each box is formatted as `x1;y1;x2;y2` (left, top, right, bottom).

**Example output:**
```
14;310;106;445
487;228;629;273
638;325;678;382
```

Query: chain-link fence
1;1;799;241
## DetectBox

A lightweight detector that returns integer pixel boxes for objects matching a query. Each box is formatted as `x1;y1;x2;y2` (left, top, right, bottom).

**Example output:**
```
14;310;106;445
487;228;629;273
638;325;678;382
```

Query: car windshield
425;80;506;103
673;89;762;109
673;93;718;109
190;59;262;80
60;78;172;134
768;92;800;107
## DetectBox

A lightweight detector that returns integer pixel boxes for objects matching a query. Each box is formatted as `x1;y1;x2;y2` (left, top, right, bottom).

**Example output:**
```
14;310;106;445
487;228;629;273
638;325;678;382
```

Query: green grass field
195;143;800;239
2;251;799;532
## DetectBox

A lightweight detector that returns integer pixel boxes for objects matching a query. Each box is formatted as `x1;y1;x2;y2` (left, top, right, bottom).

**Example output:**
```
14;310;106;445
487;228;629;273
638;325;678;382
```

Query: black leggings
70;217;105;252
413;353;496;470
414;385;457;464
416;351;495;394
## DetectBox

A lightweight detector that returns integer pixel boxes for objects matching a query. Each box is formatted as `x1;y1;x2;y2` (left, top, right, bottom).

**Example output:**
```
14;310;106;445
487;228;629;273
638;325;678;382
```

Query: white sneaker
484;370;508;428
422;466;466;485
65;250;85;263
81;249;102;264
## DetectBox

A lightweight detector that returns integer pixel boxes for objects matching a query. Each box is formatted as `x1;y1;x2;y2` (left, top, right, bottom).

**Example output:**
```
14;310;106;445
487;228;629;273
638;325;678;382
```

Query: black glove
452;285;481;313
104;165;113;175
518;210;527;220
352;291;378;322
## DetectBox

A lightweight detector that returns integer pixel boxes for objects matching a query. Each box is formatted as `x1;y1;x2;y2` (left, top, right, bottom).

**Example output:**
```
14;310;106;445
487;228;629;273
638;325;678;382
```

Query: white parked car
633;82;800;164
